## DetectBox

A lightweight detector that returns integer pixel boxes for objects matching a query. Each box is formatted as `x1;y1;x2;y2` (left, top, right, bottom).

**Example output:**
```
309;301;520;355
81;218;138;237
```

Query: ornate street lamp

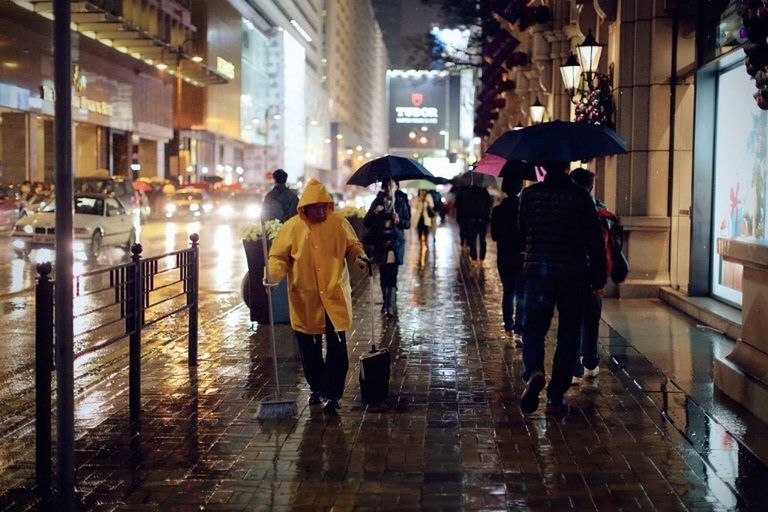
529;97;546;125
559;30;614;126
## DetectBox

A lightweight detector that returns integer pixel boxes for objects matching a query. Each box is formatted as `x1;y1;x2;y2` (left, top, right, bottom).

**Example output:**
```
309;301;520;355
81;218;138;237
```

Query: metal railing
34;233;200;497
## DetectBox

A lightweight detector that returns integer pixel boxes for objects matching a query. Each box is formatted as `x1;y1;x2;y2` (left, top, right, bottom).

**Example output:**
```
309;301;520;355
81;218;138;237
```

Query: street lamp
559;30;612;105
529;97;546;125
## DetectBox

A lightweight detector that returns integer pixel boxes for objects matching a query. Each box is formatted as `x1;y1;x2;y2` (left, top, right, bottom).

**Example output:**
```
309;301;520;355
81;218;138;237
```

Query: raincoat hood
297;179;335;220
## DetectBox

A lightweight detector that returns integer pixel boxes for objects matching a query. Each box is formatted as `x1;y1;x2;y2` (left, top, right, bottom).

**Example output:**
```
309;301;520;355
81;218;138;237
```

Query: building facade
479;0;768;421
325;0;389;188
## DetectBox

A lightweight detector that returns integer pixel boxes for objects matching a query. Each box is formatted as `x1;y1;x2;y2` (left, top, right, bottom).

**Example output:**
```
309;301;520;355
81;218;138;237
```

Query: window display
712;63;768;305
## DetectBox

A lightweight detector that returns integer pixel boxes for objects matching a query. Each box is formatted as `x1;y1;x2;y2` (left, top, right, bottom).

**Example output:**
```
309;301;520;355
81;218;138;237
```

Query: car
74;176;140;219
0;186;23;231
164;188;213;219
216;191;262;220
12;193;137;260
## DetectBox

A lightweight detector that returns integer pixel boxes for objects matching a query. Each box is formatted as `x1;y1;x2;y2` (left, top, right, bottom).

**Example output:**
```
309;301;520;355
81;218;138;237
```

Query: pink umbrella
473;153;506;176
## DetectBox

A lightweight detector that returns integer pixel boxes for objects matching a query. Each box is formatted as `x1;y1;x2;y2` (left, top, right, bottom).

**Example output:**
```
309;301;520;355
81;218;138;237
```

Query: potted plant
339;205;367;241
240;220;290;324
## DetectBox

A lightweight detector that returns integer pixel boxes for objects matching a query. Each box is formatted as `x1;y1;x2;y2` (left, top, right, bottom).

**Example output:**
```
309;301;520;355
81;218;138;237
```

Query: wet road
0;221;766;511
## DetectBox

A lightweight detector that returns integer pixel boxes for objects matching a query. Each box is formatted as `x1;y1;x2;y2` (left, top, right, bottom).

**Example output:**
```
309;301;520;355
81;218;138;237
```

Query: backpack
597;207;629;284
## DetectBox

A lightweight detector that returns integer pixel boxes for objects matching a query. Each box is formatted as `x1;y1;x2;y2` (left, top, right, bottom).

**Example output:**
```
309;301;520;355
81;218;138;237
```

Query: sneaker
519;373;545;414
583;365;600;379
545;397;568;414
512;332;523;347
322;398;341;413
308;392;323;405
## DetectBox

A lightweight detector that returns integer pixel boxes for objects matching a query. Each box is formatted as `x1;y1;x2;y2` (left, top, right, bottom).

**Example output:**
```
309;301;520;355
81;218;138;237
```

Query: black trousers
466;219;488;260
379;263;398;288
294;314;349;400
498;264;522;333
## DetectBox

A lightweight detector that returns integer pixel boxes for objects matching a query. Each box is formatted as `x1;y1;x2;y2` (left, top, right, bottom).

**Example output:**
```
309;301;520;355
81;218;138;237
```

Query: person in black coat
263;169;299;222
491;176;524;343
463;185;493;263
363;179;411;317
517;161;607;414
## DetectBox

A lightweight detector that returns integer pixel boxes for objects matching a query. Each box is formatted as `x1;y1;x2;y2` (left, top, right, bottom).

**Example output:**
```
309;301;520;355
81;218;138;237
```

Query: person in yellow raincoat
265;178;366;413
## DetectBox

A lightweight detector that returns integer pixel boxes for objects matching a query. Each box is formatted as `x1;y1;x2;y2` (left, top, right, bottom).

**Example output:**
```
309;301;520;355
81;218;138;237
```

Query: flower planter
241;238;290;324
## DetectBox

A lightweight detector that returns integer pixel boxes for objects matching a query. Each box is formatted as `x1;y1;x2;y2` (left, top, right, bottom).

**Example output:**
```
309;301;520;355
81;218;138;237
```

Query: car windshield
174;190;204;200
41;196;104;215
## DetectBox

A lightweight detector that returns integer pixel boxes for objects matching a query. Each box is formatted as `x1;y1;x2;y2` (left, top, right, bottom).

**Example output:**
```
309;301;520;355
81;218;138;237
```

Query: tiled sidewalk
1;223;765;511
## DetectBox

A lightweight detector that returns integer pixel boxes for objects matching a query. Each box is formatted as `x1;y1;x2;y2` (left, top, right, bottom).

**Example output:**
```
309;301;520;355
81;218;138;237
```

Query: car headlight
202;202;213;212
23;224;34;234
12;239;26;249
165;204;177;213
219;204;234;218
189;203;200;212
246;204;262;218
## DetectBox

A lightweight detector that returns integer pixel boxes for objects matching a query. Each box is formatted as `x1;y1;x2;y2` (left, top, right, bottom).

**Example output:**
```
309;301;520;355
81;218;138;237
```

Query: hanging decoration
738;0;768;109
574;75;614;127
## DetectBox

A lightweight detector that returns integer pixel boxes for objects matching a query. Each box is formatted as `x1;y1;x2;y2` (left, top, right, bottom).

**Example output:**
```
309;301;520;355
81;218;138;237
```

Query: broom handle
261;220;281;399
368;260;375;352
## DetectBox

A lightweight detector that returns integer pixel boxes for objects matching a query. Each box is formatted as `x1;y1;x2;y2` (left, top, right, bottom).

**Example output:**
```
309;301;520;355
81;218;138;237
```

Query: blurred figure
452;183;469;249
491;176;524;343
428;189;445;225
364;179;411;317
413;189;435;245
463;185;492;264
517;161;606;414
263;168;299;222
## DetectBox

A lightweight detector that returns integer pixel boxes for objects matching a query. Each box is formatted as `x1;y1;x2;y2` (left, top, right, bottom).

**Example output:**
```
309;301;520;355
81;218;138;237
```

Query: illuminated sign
216;57;236;80
395;106;439;124
40;84;114;117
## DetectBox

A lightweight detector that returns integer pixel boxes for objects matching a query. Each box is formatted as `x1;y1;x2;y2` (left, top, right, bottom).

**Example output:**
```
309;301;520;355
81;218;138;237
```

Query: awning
13;0;229;87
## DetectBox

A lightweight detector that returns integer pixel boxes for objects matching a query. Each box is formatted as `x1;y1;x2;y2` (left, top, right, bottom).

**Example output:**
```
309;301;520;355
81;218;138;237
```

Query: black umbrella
497;160;538;181
347;155;434;187
486;120;628;162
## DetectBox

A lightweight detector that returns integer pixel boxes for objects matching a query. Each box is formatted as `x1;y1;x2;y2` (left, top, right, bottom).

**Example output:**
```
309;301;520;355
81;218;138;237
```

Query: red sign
411;93;424;107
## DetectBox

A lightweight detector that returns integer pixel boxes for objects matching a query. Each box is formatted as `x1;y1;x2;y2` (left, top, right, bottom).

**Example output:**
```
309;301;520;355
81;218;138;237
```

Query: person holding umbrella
517;161;607;414
363;179;411;318
264;178;367;413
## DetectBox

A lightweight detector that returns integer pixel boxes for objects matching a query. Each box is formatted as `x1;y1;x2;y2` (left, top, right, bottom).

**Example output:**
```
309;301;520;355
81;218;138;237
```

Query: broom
255;219;297;420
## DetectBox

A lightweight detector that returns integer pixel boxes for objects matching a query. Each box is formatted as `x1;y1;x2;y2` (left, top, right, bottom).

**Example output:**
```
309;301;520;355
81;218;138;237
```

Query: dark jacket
519;172;607;289
462;186;492;222
263;184;299;223
491;195;523;269
363;190;411;265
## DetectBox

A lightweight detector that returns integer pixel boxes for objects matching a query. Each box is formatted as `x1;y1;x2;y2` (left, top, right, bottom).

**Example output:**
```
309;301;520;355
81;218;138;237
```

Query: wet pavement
0;221;766;511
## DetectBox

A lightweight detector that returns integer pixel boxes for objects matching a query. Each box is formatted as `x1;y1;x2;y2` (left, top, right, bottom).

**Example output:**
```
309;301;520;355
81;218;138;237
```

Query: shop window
711;63;768;306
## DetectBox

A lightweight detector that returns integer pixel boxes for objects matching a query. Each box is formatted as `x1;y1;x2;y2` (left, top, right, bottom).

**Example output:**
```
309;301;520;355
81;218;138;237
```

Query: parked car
74;176;140;219
164;188;213;219
0;186;23;231
12;193;137;260
19;192;52;217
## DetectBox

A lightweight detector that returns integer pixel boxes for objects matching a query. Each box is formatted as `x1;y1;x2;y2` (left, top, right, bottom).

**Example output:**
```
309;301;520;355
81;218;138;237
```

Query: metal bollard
128;243;143;430
188;233;199;366
35;262;53;497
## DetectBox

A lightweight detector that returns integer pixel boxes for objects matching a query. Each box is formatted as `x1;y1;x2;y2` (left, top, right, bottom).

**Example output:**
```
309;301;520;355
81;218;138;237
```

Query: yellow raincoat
267;179;364;334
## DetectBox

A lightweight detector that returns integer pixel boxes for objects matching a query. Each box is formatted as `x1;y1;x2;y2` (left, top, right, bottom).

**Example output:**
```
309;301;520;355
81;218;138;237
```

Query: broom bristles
255;397;297;420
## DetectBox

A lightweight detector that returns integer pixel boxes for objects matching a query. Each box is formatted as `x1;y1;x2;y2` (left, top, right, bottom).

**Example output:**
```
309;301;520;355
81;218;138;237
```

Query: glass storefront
711;63;768;306
240;20;271;146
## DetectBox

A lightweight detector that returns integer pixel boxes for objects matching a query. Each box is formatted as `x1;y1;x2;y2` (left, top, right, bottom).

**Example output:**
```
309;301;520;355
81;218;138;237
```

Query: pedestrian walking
263;168;299;222
463;185;493;265
428;189;445;225
413;188;435;245
452;183;469;249
569;168;615;383
517;161;606;414
491;176;524;343
363;179;411;318
265;178;367;413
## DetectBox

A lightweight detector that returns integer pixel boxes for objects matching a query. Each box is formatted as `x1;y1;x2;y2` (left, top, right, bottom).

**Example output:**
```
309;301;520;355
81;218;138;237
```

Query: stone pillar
609;0;673;296
0;112;29;184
